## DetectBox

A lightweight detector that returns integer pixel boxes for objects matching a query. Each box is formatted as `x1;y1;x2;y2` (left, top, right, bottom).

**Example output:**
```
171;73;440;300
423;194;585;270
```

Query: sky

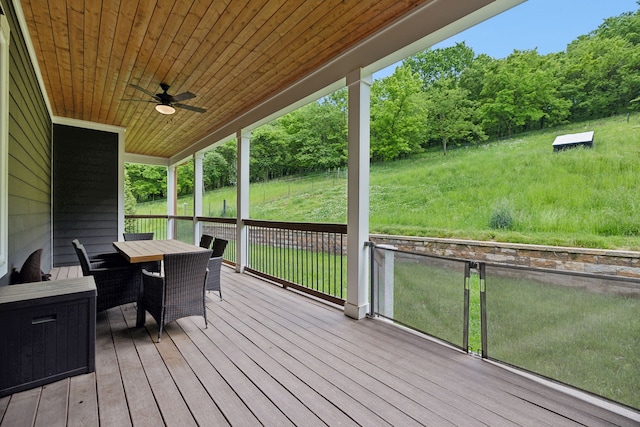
374;0;639;79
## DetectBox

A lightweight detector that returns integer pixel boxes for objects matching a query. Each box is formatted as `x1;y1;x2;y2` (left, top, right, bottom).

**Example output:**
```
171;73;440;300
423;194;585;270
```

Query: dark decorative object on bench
140;250;212;342
72;239;142;313
206;238;228;300
10;248;51;284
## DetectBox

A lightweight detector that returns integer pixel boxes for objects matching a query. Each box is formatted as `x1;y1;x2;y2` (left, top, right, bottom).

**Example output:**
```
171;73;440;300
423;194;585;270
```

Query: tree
280;97;347;172
202;150;230;190
477;50;570;138
250;122;291;182
423;79;486;154
404;42;475;90
370;65;426;161
176;160;194;197
125;163;167;202
563;34;640;120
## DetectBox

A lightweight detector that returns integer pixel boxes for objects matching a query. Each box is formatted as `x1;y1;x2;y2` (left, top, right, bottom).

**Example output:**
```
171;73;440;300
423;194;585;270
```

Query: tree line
127;5;640;203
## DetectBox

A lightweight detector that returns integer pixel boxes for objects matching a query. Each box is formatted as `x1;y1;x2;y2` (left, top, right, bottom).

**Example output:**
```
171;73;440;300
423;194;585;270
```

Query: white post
373;244;396;318
193;152;204;245
344;68;371;320
236;130;250;272
167;165;176;239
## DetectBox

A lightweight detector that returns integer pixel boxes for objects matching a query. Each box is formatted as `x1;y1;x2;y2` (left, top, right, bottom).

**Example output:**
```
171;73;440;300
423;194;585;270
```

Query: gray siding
1;0;52;285
53;125;118;267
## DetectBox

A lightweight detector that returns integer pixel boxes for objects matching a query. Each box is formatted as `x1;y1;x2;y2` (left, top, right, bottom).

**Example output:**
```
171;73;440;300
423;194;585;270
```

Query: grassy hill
136;114;640;250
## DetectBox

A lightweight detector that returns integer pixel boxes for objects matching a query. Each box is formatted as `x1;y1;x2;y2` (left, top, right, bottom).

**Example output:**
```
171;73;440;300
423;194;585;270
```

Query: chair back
71;239;91;276
199;234;214;249
164;250;212;285
211;238;228;257
163;251;212;308
123;232;154;241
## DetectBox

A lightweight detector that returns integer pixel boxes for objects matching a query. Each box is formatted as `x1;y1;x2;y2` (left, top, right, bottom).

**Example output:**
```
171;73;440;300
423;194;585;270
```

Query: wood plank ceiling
20;0;434;159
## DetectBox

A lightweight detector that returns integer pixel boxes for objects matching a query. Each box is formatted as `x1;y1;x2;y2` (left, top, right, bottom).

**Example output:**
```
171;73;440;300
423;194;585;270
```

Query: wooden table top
113;239;208;263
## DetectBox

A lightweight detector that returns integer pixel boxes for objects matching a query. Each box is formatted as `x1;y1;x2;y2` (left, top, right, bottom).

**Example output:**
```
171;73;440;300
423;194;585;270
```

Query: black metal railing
244;219;347;305
125;215;347;304
125;215;167;239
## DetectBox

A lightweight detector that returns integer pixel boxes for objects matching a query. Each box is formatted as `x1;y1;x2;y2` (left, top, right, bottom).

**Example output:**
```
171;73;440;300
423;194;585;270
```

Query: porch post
167;165;176;239
193;152;204;245
345;68;371;320
236;130;250;272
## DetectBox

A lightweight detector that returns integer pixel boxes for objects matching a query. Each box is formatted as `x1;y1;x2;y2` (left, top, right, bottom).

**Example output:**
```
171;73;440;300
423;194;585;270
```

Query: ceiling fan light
155;103;175;115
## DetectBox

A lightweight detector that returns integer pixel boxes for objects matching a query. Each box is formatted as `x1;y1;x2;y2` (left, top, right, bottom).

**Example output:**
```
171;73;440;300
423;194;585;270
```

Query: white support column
167;165;176;239
344;68;372;320
193;152;204;245
236;130;250;272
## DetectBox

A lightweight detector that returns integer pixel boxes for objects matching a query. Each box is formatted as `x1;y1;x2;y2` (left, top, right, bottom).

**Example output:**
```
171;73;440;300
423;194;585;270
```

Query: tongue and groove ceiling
18;0;504;160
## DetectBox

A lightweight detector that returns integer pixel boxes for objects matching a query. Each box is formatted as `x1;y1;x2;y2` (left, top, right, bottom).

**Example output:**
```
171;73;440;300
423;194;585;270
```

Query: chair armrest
142;268;164;288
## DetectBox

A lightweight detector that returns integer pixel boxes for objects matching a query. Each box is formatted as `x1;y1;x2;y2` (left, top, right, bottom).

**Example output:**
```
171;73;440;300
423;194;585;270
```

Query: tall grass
135;114;640;250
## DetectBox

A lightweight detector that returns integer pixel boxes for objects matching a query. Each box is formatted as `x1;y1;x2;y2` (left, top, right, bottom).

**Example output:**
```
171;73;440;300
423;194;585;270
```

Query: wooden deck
1;266;638;426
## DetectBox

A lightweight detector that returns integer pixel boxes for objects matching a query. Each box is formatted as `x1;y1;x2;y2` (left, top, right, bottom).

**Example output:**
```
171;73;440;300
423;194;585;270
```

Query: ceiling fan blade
171;92;196;102
129;84;158;99
174;103;207;113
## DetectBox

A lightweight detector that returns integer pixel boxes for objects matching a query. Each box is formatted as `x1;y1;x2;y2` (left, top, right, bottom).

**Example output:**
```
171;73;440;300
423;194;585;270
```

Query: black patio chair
140;250;212;342
199;234;214;249
72;239;142;313
121;233;161;272
123;232;154;241
206;238;228;300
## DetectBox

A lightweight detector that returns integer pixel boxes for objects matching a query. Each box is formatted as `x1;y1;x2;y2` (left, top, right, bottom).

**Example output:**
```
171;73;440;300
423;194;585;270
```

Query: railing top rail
369;241;471;265
244;219;347;234
483;260;640;285
125;214;168;219
197;216;237;224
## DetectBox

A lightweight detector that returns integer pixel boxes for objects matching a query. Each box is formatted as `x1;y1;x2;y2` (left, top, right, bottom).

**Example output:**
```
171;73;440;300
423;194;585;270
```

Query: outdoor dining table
112;239;209;326
113;239;208;263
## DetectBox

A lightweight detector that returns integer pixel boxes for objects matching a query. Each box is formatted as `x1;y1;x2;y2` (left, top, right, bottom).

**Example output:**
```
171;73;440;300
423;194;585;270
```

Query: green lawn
136;114;640;250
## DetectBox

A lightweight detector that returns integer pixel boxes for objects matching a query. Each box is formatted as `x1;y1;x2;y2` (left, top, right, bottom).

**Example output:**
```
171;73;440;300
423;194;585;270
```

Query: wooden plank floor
1;266;638;426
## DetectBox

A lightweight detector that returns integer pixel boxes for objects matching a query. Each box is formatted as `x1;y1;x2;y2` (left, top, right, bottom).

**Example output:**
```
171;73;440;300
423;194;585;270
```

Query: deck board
34;379;68;427
107;308;164;427
67;373;98;427
1;266;638;427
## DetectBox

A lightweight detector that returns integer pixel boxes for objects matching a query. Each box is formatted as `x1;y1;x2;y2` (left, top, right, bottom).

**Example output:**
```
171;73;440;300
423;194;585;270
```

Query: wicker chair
123;232;154;241
199;234;214;249
121;233;161;272
140;250;212;342
211;238;228;257
72;239;142;313
206;238;228;299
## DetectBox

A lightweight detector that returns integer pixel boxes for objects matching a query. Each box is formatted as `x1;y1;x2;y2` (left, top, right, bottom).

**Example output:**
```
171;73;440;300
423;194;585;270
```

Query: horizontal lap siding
1;0;52;285
53;125;118;266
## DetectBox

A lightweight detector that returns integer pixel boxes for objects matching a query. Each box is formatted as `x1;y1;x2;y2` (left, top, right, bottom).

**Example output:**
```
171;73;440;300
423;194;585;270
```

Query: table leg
136;302;145;327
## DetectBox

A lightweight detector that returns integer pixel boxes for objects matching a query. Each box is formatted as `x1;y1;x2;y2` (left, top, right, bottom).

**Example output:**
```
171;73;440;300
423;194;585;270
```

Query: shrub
490;200;514;230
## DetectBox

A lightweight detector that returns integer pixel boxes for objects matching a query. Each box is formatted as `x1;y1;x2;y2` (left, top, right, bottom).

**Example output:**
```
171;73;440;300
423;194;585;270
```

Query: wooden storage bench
0;276;96;397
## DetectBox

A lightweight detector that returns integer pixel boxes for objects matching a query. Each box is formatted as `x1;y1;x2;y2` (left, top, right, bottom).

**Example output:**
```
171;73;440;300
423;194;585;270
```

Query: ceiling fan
124;83;207;115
